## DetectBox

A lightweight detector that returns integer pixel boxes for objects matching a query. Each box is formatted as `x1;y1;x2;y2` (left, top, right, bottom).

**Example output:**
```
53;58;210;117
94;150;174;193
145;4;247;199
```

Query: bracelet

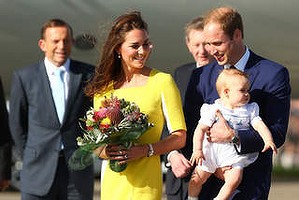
147;144;154;157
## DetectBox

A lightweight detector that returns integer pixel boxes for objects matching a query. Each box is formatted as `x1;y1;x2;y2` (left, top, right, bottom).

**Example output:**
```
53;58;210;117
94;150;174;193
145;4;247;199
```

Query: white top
197;99;260;172
199;99;262;130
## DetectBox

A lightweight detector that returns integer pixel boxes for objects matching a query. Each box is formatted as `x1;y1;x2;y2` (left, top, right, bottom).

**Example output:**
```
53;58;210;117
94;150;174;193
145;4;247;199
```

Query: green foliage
272;166;299;181
68;95;153;172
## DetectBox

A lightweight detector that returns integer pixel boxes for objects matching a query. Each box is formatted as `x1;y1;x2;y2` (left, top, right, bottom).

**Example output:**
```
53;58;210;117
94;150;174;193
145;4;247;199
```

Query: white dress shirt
44;58;70;102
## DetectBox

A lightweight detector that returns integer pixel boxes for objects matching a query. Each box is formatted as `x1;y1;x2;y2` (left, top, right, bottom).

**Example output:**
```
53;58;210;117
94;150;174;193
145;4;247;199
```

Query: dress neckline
113;68;155;90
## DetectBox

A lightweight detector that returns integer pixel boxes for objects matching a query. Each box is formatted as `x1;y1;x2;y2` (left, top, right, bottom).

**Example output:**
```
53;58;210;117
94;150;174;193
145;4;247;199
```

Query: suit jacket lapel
64;61;82;120
245;50;263;70
38;61;61;125
244;50;264;84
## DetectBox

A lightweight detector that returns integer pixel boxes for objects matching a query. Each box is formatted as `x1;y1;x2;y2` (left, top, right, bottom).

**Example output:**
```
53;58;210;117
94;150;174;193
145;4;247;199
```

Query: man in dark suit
9;19;94;200
168;7;291;200
165;16;213;200
173;16;213;103
0;76;12;191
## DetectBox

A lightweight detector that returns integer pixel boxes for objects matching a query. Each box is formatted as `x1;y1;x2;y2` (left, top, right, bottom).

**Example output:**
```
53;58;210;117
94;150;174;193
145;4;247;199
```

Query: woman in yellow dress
85;11;186;200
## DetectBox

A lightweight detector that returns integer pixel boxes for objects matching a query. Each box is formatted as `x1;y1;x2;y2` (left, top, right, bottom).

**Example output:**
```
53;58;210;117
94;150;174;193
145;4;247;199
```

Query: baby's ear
223;88;230;97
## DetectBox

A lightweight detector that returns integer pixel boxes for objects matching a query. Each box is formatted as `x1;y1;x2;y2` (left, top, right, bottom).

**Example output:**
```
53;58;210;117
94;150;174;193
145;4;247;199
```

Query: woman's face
118;29;152;71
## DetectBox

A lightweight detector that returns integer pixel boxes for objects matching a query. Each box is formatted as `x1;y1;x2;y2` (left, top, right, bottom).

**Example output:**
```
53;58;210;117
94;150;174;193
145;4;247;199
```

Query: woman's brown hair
85;11;148;97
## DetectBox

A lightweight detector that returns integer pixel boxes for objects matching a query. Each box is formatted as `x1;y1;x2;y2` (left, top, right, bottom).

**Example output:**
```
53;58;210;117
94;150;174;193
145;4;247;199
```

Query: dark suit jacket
173;62;196;103
183;50;291;199
9;60;95;197
0;77;12;181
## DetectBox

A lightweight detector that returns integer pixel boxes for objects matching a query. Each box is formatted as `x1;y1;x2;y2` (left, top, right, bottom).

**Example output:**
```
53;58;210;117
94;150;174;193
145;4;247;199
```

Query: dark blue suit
9;60;95;199
184;50;291;200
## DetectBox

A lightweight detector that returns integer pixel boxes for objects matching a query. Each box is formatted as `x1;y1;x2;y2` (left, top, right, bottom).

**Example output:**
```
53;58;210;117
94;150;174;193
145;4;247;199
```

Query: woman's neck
115;66;151;89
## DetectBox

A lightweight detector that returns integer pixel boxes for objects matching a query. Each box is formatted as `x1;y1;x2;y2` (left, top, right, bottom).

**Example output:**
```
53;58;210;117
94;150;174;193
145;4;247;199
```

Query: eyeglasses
129;42;153;51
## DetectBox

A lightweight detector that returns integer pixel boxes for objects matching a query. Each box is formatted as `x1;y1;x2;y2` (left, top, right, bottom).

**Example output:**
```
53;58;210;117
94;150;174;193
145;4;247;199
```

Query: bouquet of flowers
68;94;153;172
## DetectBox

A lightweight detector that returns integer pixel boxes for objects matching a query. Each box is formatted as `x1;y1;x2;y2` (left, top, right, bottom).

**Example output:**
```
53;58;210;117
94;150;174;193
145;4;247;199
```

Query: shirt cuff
165;150;180;167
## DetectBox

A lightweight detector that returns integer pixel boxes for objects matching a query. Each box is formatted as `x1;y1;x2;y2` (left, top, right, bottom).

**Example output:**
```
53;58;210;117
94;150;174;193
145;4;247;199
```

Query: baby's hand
262;140;277;154
190;149;205;166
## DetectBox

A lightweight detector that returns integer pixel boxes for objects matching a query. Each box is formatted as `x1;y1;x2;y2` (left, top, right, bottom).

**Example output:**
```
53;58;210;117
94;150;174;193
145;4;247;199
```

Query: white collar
44;58;70;76
223;46;250;71
234;46;250;71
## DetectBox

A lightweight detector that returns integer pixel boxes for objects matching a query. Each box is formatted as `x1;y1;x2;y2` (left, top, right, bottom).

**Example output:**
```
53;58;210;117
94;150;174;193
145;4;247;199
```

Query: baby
188;68;277;200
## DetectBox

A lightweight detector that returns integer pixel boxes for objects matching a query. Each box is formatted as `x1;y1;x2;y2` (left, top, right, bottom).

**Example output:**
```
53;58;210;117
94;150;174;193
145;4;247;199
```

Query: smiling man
9;19;95;200
165;16;213;200
169;7;291;200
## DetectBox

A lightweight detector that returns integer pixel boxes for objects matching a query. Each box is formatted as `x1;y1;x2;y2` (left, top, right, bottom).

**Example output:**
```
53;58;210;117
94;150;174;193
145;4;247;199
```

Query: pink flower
93;108;108;121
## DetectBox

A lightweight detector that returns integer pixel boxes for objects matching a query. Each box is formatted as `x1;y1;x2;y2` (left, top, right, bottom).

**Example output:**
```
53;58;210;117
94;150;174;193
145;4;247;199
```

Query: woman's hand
105;144;148;165
169;151;192;178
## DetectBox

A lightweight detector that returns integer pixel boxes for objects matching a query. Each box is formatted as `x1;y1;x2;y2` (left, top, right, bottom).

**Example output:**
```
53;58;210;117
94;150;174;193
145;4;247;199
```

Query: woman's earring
118;54;121;59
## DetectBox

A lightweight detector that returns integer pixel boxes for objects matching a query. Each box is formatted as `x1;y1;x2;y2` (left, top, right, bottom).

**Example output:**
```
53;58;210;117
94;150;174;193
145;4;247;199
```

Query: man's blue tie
53;69;65;123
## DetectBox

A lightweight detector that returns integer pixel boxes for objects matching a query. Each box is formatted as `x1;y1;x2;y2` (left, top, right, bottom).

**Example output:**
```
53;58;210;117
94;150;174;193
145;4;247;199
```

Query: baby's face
227;76;250;108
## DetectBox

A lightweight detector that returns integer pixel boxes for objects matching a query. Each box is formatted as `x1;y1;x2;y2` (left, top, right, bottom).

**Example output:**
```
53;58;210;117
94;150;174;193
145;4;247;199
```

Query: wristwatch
147;144;154;157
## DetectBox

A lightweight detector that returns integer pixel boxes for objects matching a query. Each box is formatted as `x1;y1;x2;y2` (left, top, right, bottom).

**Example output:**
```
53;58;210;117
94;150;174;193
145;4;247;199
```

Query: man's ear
38;39;46;52
186;38;192;53
233;29;242;41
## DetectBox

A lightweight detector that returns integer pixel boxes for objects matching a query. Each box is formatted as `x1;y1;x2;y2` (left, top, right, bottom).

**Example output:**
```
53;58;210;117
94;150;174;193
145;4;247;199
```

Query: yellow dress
94;69;186;200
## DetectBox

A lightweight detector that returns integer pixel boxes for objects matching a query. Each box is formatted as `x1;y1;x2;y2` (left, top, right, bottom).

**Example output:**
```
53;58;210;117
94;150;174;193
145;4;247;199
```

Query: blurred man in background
0;76;12;191
165;16;213;200
9;19;94;200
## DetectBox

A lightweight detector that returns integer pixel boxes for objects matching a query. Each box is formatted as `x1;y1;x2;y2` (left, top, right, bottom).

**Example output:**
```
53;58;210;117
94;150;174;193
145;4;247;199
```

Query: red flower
93;108;107;121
